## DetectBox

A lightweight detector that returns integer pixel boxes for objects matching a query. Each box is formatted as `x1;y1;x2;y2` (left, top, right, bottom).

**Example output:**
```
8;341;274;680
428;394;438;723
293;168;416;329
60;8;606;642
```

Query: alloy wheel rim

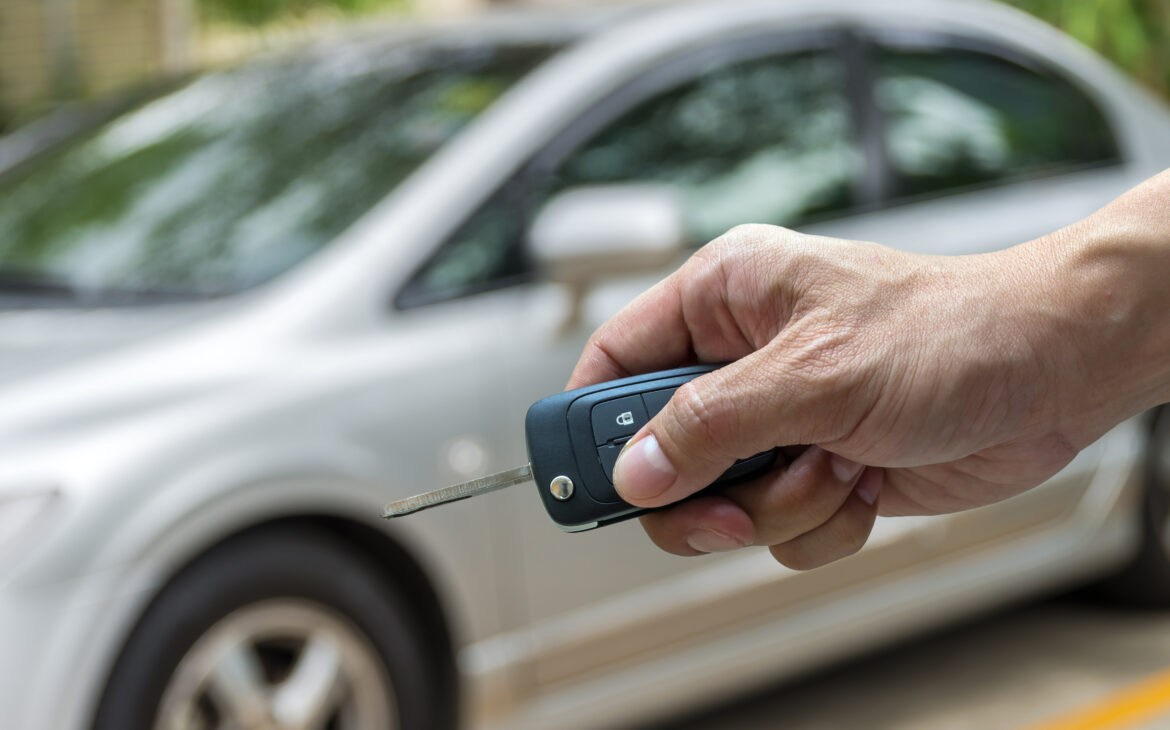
154;598;397;730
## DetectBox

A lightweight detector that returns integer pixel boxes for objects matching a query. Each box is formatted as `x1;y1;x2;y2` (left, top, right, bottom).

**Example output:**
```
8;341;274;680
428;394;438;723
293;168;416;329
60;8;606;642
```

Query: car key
382;363;779;532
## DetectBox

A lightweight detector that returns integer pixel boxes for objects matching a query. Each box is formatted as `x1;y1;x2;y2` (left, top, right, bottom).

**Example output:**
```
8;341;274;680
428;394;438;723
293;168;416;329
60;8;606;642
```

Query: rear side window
874;46;1119;200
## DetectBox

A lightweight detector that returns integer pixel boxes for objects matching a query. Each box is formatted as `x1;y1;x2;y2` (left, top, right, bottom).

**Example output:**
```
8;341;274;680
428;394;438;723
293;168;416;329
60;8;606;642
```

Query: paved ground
648;595;1170;730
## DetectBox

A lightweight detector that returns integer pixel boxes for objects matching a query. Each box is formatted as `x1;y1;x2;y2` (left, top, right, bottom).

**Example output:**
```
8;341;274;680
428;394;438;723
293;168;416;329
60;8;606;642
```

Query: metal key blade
382;463;533;518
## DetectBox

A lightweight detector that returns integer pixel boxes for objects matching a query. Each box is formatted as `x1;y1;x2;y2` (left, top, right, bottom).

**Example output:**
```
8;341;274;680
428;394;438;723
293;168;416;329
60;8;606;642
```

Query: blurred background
2;0;1168;133
4;1;1170;730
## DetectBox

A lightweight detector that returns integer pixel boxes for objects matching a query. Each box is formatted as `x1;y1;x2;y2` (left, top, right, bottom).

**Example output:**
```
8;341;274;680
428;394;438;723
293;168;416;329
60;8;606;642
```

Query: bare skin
567;169;1170;569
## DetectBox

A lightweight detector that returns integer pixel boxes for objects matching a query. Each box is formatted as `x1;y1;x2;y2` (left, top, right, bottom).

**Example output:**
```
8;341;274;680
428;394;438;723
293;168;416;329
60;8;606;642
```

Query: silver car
2;1;1170;728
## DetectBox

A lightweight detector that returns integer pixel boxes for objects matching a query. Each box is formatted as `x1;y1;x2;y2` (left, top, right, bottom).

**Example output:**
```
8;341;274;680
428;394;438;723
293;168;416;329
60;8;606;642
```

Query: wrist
1011;191;1170;447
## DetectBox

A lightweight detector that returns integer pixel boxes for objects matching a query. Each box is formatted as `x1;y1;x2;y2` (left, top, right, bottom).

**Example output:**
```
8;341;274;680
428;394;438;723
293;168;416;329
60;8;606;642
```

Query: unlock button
591;395;648;445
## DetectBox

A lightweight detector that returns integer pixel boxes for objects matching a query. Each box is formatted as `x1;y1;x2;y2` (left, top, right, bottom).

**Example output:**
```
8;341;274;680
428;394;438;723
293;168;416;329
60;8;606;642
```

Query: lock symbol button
590;395;648;445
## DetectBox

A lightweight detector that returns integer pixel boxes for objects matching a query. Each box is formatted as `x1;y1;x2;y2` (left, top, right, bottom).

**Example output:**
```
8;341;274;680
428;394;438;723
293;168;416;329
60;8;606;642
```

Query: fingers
638;446;882;569
769;468;882;570
639;495;756;556
613;349;852;507
729;445;865;546
566;225;790;391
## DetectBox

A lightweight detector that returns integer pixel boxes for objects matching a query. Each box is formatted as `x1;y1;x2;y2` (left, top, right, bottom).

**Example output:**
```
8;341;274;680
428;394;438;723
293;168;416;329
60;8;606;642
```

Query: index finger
566;276;693;390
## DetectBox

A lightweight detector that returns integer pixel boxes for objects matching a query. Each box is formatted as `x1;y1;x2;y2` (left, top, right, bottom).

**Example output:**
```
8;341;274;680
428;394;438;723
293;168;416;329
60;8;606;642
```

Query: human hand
567;172;1170;568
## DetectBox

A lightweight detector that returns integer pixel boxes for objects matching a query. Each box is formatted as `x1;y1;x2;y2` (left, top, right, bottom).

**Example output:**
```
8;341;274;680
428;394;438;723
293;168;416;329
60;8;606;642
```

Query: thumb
612;351;843;507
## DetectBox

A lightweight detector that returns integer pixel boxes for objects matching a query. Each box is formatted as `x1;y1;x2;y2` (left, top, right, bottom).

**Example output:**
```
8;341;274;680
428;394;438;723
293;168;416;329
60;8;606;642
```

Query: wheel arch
90;511;460;729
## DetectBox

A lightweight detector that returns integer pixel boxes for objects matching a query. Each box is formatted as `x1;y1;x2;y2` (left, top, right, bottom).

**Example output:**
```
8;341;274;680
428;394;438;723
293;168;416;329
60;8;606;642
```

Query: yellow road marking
1022;666;1170;730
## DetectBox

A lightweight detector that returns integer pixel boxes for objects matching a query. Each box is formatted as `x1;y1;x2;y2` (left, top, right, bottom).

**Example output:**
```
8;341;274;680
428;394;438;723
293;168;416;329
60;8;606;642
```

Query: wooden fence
0;0;192;130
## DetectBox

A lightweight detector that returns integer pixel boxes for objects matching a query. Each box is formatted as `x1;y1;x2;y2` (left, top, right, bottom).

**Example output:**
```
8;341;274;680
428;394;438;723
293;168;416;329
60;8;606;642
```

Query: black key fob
525;364;778;532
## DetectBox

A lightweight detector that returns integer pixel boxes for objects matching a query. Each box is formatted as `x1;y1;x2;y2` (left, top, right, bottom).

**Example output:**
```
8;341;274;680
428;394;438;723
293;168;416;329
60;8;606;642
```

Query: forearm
1015;169;1170;447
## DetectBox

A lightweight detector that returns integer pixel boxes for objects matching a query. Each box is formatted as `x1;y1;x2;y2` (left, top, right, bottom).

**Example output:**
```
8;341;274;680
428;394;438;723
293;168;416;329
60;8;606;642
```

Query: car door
395;29;890;688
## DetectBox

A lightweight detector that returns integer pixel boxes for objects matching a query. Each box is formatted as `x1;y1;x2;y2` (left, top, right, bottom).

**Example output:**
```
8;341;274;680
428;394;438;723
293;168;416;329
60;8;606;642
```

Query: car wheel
93;524;452;730
1095;407;1170;606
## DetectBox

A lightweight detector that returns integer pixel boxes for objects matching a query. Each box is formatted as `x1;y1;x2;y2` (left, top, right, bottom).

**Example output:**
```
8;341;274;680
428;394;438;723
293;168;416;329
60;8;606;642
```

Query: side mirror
527;184;687;285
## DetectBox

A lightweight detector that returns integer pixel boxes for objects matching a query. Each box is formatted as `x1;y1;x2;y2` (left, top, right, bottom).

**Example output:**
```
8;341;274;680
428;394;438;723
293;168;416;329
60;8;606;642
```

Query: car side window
549;49;860;243
397;47;861;309
874;45;1120;200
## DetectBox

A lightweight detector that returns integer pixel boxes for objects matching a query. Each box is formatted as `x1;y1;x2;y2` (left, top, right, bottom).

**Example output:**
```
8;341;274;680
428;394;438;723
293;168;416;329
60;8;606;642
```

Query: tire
1095;407;1170;606
93;524;454;730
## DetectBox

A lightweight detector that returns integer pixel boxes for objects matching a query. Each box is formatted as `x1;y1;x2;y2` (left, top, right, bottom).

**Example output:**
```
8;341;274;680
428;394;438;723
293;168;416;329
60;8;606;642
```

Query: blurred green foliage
197;0;405;26
1006;0;1170;97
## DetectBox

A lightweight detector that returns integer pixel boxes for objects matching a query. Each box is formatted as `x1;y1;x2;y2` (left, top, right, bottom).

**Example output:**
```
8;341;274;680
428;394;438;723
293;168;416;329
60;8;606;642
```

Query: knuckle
674;245;725;297
838;518;871;556
822;508;873;560
701;224;772;263
582;326;611;356
639;514;696;557
766;504;873;571
668;381;733;459
768;543;822;571
790;488;845;535
725;222;776;242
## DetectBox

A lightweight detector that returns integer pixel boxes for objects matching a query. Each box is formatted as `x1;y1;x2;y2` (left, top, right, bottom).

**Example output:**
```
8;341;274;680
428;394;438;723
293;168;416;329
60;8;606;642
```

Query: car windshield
0;38;557;303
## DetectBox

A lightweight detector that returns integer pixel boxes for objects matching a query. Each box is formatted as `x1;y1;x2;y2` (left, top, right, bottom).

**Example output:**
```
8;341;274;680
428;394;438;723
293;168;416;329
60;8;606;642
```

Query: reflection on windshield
0;41;555;299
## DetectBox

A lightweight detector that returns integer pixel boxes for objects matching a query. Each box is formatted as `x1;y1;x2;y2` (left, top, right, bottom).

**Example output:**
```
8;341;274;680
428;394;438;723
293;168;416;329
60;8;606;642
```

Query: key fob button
592;444;623;502
591;395;648;445
598;443;621;482
642;388;676;417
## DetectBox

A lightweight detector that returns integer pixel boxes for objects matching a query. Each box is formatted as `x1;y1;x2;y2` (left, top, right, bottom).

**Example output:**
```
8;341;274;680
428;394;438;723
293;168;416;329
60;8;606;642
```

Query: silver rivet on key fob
549;475;574;501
